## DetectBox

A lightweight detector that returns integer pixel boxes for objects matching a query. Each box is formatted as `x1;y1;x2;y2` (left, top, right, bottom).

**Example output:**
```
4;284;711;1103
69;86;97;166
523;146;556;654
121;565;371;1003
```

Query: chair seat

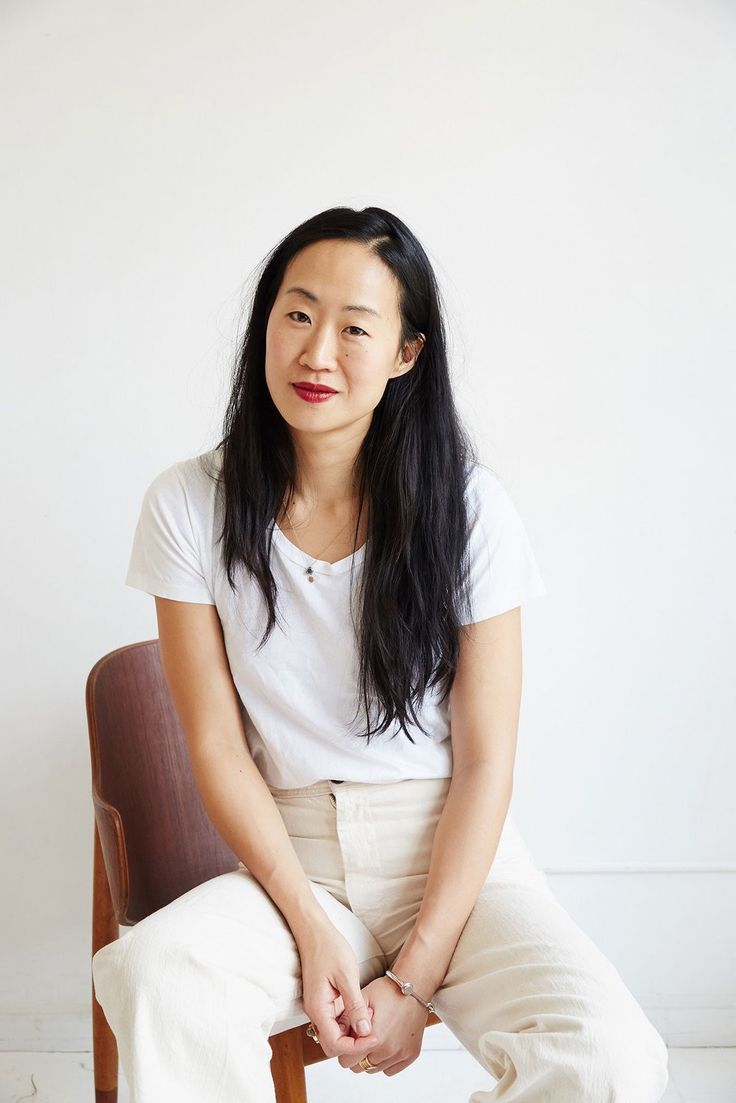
270;1009;314;1035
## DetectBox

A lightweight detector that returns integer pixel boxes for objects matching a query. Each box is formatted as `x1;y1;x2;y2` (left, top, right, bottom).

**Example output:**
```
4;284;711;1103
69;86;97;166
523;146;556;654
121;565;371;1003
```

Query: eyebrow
283;286;382;319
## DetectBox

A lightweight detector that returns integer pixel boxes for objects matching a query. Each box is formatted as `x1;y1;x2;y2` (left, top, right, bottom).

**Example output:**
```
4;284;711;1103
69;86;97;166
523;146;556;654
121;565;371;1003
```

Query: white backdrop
1;0;734;1051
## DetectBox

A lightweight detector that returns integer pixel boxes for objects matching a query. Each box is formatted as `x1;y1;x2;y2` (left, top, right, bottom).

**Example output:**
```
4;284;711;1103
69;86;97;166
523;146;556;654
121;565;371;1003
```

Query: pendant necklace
282;501;356;583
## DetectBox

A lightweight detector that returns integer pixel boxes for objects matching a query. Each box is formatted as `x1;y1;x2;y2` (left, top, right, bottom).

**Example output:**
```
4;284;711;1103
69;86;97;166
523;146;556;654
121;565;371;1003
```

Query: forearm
190;745;331;945
390;765;512;998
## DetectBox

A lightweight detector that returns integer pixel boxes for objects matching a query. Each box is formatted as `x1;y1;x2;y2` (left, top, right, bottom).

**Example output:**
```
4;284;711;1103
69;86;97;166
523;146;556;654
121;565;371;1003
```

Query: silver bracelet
385;969;436;1013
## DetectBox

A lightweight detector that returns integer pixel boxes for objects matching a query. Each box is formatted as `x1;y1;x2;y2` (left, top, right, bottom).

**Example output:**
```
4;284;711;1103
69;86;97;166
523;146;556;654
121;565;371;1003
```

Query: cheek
344;350;383;385
267;328;292;362
265;333;299;384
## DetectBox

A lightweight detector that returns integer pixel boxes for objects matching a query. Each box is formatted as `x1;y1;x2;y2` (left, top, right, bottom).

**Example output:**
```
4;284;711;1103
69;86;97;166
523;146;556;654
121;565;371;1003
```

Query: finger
317;1018;379;1059
337;1003;374;1035
348;1054;386;1074
338;1044;384;1071
332;1033;381;1059
337;981;374;1039
311;996;360;1054
384;1056;415;1077
335;1009;376;1067
334;992;372;1027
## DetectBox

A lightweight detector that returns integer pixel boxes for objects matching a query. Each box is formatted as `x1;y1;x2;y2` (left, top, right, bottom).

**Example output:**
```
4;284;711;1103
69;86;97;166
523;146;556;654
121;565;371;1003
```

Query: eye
287;312;368;337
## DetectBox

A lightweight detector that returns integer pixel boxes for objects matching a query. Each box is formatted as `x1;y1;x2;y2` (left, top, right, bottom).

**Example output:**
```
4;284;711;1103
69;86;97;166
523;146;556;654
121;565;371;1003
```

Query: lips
293;382;337;394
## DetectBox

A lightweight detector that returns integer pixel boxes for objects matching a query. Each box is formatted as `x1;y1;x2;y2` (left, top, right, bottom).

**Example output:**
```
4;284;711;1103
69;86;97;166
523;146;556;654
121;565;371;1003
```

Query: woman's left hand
336;976;431;1077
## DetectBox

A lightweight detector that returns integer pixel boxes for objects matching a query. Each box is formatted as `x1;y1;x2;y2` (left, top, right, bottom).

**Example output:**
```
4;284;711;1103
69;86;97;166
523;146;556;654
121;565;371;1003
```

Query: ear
395;333;425;376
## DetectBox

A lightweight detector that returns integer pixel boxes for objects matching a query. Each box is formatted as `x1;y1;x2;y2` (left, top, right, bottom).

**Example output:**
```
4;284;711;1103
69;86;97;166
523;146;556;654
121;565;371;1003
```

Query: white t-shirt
125;447;547;788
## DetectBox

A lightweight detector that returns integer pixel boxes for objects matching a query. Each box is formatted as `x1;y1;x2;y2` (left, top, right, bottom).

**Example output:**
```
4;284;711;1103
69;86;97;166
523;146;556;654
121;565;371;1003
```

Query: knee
92;906;209;1005
93;918;169;1010
92;912;277;1030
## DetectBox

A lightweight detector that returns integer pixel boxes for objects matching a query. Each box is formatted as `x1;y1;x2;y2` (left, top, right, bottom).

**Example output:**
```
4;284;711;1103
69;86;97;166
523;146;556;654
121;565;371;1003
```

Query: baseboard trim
1;1007;734;1052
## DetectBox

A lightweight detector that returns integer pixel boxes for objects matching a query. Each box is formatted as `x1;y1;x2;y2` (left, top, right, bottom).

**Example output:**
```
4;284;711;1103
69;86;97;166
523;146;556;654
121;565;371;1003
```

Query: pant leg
319;779;669;1103
429;819;670;1103
92;849;386;1101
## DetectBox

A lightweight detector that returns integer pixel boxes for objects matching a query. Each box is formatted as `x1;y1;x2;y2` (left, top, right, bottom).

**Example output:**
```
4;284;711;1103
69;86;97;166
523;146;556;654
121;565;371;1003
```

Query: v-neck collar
270;522;367;576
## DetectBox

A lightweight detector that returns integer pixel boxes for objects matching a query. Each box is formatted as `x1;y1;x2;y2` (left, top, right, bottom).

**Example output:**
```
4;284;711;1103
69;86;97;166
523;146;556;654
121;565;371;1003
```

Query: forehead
281;240;399;320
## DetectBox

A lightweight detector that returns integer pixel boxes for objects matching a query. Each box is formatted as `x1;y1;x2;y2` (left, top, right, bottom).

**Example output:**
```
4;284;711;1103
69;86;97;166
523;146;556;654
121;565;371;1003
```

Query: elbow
452;758;514;793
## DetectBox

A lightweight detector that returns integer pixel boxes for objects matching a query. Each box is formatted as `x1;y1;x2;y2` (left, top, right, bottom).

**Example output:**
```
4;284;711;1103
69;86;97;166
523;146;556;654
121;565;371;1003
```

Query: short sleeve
460;465;547;624
124;463;216;604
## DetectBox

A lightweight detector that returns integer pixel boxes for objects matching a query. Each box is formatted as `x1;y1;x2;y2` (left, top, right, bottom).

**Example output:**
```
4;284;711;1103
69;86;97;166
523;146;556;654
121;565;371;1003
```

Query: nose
299;324;339;370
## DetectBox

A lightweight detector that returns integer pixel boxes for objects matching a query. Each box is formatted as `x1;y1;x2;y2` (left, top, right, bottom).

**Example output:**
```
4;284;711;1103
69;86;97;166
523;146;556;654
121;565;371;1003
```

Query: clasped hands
299;920;431;1078
312;975;431;1078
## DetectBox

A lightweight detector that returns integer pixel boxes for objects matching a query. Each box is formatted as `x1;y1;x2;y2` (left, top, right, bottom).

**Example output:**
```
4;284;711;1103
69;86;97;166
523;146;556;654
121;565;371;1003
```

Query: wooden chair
87;639;441;1102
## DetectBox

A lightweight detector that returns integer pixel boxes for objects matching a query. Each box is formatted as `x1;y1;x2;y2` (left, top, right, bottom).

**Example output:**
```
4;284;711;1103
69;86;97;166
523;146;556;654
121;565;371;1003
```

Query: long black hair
206;205;479;745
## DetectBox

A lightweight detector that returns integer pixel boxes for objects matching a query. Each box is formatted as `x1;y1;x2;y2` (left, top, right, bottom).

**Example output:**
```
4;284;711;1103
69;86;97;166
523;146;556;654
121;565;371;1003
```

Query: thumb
340;989;374;1037
356;1005;375;1036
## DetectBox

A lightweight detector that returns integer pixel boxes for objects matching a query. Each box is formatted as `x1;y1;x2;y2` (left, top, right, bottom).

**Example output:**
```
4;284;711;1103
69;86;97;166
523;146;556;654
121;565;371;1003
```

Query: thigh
433;819;663;1063
93;863;387;1033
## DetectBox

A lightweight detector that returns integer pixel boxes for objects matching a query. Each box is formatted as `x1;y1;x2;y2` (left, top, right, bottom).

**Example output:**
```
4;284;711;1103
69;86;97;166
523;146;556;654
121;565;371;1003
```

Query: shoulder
142;447;222;511
465;461;512;519
464;462;537;560
466;460;502;495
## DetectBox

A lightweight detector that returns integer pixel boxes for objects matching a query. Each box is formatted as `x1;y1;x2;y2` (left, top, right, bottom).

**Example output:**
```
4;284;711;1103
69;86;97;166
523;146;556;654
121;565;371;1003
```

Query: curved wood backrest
86;639;240;925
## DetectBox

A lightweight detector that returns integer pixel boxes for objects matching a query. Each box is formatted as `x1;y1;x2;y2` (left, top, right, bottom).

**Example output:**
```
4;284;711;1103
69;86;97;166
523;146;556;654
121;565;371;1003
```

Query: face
264;239;424;439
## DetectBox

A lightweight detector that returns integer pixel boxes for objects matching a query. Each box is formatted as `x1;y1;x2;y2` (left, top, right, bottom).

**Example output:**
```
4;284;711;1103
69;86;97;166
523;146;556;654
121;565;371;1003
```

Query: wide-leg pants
92;776;670;1102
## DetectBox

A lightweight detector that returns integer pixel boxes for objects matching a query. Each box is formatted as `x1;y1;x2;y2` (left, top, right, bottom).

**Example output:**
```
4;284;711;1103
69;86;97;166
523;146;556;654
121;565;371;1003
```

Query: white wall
1;0;734;1051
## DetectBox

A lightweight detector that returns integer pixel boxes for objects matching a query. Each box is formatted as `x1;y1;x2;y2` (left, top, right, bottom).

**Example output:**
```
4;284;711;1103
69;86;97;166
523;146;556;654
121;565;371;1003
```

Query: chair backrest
86;639;240;925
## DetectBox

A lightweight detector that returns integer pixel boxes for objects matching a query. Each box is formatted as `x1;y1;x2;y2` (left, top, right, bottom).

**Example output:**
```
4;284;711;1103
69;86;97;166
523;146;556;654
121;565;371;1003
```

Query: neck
288;435;362;509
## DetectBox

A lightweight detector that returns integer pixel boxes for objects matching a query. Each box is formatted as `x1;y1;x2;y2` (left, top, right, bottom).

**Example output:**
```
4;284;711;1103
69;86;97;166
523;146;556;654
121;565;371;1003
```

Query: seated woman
93;204;670;1102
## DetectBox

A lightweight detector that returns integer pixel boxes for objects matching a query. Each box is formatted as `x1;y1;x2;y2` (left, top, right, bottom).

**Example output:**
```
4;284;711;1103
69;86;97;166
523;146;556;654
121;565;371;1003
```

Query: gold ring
359;1055;377;1071
305;1022;320;1044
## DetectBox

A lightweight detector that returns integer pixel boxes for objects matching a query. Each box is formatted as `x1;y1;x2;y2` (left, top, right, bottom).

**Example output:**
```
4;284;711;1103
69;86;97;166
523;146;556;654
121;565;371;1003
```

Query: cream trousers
92;776;669;1102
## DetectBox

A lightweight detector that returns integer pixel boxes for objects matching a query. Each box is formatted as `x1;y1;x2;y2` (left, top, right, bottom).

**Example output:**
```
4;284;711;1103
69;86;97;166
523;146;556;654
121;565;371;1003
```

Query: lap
93;863;387;1031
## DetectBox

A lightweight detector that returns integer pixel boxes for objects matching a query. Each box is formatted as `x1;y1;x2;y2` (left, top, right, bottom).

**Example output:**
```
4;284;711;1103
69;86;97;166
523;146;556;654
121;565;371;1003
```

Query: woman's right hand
297;918;380;1060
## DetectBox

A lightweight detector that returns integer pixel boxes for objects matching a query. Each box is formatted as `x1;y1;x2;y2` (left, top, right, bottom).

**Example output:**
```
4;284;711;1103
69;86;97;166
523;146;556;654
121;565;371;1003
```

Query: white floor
1;1047;735;1102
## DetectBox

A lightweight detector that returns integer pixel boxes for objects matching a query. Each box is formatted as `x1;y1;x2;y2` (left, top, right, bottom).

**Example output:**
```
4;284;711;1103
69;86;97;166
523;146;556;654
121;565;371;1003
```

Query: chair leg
92;822;120;1102
270;1025;309;1103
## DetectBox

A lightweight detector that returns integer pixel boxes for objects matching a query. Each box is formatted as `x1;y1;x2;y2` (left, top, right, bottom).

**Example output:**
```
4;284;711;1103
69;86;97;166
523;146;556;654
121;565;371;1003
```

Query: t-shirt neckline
271;522;367;575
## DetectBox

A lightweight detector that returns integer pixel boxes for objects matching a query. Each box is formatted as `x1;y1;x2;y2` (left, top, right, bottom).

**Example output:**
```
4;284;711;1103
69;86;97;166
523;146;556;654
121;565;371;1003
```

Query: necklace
282;500;357;583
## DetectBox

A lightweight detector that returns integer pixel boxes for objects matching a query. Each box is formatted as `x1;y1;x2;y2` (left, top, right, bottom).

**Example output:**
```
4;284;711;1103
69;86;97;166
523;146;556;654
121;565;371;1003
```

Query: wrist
391;933;448;997
384;967;437;1013
281;895;335;949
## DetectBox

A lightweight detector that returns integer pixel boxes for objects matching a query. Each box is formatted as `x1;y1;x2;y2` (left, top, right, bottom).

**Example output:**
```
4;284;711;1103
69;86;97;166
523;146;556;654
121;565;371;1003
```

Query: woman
93;206;669;1101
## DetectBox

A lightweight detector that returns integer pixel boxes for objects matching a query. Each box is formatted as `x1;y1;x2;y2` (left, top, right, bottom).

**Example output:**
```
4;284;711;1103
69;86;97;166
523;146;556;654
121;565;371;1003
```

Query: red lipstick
292;383;338;403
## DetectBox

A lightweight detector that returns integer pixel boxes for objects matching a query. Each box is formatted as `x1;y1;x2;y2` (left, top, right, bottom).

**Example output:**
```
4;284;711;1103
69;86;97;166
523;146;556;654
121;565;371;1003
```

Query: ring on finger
358;1055;378;1071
